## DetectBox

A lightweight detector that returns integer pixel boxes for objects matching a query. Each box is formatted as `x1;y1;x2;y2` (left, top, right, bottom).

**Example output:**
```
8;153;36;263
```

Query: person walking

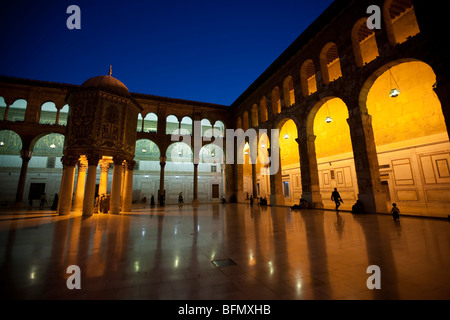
178;192;184;204
331;188;343;212
39;193;47;210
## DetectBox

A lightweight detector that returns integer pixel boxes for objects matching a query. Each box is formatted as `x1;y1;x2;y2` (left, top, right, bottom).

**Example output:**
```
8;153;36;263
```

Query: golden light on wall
279;119;299;168
366;61;447;147
313;98;353;159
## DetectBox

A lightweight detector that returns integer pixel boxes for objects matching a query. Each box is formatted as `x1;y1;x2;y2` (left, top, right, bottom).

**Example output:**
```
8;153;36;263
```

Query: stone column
73;158;88;213
110;157;124;214
15;150;33;205
121;160;135;213
268;147;285;206
347;110;387;214
297;126;324;208
58;155;78;216
82;154;100;216
193;162;199;205
158;156;166;204
98;160;110;196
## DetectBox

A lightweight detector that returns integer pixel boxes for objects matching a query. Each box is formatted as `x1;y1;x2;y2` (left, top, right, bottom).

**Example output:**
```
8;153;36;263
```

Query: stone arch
8;99;27;122
300;59;318;97
271;87;281;115
242;111;249;131
259;96;268;123
283;76;295;107
180;116;193;135
0;129;23;155
166;115;179;135
319;42;343;85
383;0;420;46
352;17;379;67
251;104;259;127
39;101;57;125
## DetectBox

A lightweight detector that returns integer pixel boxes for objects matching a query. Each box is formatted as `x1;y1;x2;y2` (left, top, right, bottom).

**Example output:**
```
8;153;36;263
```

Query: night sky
0;0;335;106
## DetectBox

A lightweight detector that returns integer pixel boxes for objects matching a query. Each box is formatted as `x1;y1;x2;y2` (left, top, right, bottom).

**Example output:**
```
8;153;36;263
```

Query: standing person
150;194;155;206
249;195;253;206
39;193;47;210
391;203;400;221
331;188;343;212
178;192;183;204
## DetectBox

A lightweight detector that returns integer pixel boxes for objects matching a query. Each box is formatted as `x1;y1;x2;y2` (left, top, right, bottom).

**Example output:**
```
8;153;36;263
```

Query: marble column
58;155;78;216
98;160;110;196
297;126;324;208
82;154;100;216
121;160;135;213
15;150;33;205
73;158;88;213
110;157;124;214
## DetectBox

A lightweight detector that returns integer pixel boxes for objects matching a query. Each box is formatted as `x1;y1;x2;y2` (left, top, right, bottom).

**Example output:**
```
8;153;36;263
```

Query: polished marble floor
0;203;449;300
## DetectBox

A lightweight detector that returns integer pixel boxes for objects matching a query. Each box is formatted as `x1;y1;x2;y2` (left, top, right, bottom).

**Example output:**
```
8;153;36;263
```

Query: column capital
78;160;88;172
20;150;33;161
113;155;125;166
126;160;136;171
99;161;111;173
159;156;167;166
86;154;101;166
61;155;79;167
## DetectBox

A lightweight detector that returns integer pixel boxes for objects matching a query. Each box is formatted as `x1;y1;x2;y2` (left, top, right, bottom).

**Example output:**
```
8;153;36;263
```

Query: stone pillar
347;110;388;214
98;160;110;196
58;155;78;216
73;158;88;213
82;154;99;216
15;150;33;205
158;156;166;203
251;163;257;199
297;126;324;208
110;157;124;214
268;147;285;206
193;162;199;205
121;160;135;213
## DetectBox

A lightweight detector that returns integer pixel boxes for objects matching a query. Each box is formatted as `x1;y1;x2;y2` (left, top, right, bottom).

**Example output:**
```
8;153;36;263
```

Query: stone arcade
1;0;450;216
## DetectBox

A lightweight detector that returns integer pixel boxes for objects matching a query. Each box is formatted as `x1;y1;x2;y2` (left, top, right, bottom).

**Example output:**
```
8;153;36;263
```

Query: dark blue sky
0;0;335;106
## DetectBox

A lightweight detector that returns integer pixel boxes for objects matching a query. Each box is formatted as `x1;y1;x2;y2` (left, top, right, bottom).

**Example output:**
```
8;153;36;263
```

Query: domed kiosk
58;70;142;216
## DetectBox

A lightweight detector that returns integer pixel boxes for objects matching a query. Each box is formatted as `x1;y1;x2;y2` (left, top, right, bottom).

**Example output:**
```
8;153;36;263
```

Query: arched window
8;99;27;122
236;117;242;129
251;104;259;127
271;87;281;115
320;43;342;85
166;115;179;135
58;104;69;125
201;119;213;137
283;76;295;107
384;0;420;46
242;111;249;131
213;120;225;138
260;97;268;123
352;17;379;67
0;97;7;120
39;102;57;125
300;60;318;96
180;116;193;135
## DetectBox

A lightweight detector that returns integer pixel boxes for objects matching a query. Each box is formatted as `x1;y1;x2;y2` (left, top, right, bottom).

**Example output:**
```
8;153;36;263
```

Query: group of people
94;194;110;214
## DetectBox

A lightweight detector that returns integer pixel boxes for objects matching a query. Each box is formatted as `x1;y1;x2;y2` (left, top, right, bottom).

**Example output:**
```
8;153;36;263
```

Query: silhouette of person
39;193;47;210
331;188;343;211
249;195;253;206
391;203;400;221
150;194;155;206
178;192;183;204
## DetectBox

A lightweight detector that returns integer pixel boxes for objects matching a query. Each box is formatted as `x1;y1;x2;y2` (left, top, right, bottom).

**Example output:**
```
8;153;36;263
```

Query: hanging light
50;143;56;149
284;134;289;140
142;149;147;153
0;141;4;146
389;68;401;98
325;102;332;124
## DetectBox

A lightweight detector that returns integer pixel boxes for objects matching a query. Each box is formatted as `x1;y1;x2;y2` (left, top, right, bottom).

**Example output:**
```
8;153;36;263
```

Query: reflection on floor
0;204;449;300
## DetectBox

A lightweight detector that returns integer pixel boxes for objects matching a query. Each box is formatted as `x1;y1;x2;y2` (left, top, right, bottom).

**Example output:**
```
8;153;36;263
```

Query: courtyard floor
0;203;449;300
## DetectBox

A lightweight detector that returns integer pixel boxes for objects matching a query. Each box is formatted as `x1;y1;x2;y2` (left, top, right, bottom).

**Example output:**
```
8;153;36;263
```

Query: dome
81;75;130;96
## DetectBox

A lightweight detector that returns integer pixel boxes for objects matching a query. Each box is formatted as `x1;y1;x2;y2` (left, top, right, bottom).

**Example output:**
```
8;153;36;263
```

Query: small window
211;165;217;173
